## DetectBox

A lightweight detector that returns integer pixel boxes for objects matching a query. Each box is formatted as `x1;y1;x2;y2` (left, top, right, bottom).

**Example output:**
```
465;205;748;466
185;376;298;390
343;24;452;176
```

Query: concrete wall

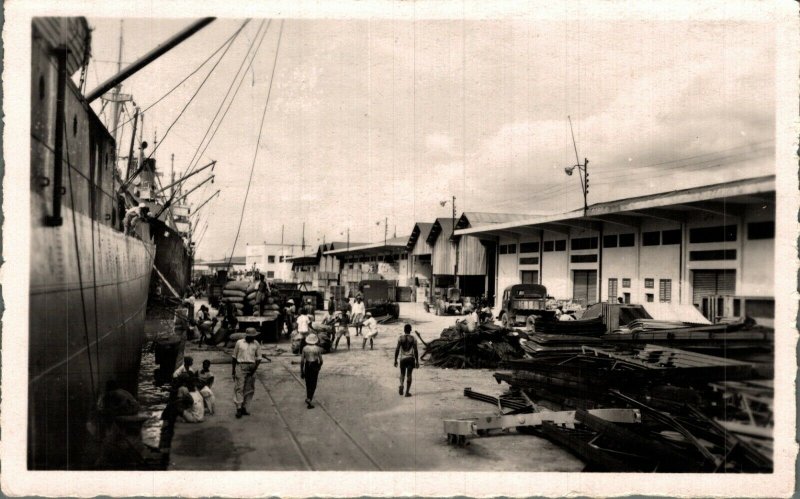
489;207;775;308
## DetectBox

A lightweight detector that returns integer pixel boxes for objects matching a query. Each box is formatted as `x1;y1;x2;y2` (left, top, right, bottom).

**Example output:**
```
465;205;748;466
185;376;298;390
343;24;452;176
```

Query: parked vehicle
272;282;324;310
498;284;554;327
358;280;400;319
425;287;465;315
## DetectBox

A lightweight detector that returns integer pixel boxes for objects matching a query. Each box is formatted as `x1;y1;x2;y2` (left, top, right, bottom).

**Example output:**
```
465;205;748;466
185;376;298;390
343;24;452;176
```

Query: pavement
167;301;583;471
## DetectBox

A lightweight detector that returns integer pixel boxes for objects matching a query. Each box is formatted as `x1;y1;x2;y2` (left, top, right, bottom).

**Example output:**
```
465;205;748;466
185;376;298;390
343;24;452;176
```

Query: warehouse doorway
521;270;539;285
692;269;736;306
572;270;597;306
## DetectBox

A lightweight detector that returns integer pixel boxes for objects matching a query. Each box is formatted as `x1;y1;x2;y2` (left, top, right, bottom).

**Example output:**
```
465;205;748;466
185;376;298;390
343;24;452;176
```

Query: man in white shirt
361;312;378;350
465;307;479;333
351;296;366;336
231;328;262;418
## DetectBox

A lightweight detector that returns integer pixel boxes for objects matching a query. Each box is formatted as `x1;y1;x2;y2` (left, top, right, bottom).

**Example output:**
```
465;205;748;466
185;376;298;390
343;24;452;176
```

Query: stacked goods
533;316;606;336
221;280;252;316
418;322;525;369
485;343;772;472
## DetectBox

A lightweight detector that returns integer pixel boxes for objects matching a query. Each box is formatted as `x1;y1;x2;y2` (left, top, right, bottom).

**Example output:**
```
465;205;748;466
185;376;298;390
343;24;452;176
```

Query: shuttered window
692;270;736;305
644;278;654;288
622;278;631;288
659;279;672;303
573;270;597;305
608;278;618;301
521;270;538;284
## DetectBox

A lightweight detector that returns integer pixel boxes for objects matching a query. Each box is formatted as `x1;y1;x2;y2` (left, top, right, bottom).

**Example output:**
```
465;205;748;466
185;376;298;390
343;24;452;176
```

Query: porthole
38;76;45;101
72;115;77;136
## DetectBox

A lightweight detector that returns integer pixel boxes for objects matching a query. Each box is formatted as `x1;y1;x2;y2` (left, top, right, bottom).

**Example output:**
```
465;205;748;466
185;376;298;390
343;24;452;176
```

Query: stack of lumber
419;323;524;369
482;343;772;472
533;316;606;336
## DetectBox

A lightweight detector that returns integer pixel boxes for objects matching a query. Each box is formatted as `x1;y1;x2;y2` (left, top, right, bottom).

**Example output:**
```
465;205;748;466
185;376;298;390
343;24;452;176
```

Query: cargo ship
28;16;213;469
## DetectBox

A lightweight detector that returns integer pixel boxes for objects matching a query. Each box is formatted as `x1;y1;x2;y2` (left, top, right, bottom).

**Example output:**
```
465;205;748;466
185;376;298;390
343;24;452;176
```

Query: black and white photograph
2;0;797;496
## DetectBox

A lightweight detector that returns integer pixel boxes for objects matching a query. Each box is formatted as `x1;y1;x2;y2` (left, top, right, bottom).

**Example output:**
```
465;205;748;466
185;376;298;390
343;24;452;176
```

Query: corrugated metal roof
426;217;455;245
455;175;775;237
323;236;410;256
406;222;434;251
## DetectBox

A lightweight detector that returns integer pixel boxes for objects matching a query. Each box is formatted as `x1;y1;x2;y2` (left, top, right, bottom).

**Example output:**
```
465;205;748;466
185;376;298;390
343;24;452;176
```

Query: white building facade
456;176;775;327
245;243;302;281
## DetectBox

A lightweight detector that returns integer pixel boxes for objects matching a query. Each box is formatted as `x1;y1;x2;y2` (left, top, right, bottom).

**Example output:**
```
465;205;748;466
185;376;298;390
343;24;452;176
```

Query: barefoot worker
394;324;420;397
361;312;378;350
300;333;324;409
231;328;262;418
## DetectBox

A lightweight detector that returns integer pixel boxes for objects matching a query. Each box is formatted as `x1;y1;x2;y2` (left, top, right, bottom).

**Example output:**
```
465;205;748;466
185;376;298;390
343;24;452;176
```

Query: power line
227;20;285;268
184;20;270;176
110;20;251;134
145;22;247;162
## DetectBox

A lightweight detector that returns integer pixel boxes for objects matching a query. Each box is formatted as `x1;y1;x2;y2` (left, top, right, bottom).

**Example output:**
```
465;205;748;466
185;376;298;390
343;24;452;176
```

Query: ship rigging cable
157;20;269;219
110;19;251;135
226;19;285;269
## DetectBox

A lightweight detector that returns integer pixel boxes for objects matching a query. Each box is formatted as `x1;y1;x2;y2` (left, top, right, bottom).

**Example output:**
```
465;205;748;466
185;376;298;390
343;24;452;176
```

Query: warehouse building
405;222;434;302
244;243;301;281
454;175;775;326
324;236;409;297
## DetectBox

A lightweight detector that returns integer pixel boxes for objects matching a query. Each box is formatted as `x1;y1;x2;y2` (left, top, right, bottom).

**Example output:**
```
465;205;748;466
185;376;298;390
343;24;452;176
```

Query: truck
357;280;400;320
271;282;325;311
498;283;554;327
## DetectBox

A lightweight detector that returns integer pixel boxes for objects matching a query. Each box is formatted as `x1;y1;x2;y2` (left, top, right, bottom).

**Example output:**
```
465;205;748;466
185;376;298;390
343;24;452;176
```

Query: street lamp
564;116;590;215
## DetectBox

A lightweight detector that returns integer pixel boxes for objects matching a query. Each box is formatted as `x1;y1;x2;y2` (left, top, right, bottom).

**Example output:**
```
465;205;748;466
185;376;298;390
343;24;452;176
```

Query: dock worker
300;333;324;409
394;324;420;397
284;299;296;336
351;295;366;336
178;379;205;423
361;312;378;350
464;305;479;333
333;306;351;351
123;203;150;236
256;274;269;316
231;328;262;418
197;359;216;415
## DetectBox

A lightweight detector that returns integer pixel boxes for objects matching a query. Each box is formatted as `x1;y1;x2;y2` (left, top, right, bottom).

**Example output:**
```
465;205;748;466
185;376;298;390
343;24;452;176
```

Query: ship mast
110;20;124;145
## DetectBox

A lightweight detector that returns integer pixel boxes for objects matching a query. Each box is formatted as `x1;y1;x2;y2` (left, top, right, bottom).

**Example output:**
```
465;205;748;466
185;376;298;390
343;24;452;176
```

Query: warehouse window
543;240;554;252
642;231;661;246
268;255;275;263
266;271;275;278
555;239;567;251
519;257;539;265
571;237;599;251
622;278;631;288
689;225;737;243
623;292;631;303
659;279;672;303
570;254;598;263
689;249;737;261
507;243;517;254
608;278;618;301
646;293;654;303
519;241;539;253
747;221;774;240
279;256;285;263
619;233;635;247
644;278;654;289
603;234;618;248
661;229;681;245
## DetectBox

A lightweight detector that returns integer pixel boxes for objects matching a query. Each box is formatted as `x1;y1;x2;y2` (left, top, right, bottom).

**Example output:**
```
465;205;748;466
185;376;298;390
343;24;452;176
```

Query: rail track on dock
251;361;384;471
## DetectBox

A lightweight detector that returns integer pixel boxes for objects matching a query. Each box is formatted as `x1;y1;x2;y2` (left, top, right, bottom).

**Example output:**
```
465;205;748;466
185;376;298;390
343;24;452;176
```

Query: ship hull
150;219;192;297
28;206;155;469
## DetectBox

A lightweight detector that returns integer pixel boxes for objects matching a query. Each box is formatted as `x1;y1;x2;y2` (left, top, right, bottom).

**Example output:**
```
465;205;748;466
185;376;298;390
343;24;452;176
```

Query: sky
84;13;775;261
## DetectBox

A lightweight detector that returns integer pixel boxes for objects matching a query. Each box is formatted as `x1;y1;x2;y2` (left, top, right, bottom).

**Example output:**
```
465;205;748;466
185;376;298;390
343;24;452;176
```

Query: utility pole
384;216;388;246
564;116;590;216
302;222;305;252
170;153;175;199
451;195;458;287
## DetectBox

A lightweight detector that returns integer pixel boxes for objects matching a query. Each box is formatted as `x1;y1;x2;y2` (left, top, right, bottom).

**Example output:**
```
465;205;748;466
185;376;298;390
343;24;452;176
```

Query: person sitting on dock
394;324;420;397
361;312;378;350
300;333;324;409
178;379;205;423
197;359;216;416
173;356;196;380
232;328;262;418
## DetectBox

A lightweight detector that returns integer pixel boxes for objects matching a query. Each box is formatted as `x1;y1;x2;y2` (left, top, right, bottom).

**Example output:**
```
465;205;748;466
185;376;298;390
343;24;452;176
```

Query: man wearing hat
300;333;324;409
123;202;150;236
284;299;296;336
231;328;262;418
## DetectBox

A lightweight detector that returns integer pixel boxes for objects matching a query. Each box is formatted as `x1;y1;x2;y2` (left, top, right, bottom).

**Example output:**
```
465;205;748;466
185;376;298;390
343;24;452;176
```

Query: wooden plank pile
485;343;773;472
417;323;525;369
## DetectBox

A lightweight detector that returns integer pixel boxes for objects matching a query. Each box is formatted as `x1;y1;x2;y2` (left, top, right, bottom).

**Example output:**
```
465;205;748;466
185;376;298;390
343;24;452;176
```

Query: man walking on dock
300;333;324;409
351;295;365;336
394;324;420;397
231;328;262;418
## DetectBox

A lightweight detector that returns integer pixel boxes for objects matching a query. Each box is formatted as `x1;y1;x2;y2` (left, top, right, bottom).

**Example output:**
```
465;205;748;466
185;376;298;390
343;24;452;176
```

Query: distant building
245;243;302;281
